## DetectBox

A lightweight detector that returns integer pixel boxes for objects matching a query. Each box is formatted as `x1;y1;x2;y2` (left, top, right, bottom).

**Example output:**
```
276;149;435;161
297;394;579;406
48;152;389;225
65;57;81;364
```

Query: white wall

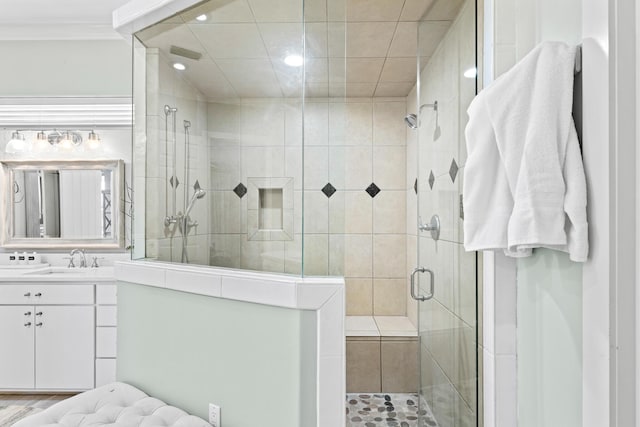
0;40;132;97
487;0;584;425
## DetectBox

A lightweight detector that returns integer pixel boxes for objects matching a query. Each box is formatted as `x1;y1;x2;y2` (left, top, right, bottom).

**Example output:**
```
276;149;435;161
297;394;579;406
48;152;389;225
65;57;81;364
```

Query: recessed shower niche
248;178;293;241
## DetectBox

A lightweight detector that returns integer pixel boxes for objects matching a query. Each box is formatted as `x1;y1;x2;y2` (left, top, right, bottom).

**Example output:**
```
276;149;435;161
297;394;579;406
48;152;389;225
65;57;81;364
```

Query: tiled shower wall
142;50;410;316
145;49;211;264
207;97;409;316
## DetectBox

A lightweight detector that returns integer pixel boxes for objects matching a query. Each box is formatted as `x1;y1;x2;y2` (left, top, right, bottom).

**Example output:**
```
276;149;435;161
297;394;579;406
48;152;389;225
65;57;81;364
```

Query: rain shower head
404;114;418;129
404;101;438;129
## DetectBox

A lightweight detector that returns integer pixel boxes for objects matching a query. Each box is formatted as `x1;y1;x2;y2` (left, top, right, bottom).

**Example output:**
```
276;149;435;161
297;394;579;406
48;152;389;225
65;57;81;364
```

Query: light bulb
58;132;74;151
86;131;102;151
173;63;186;71
196;14;207;21
5;131;27;154
32;131;50;153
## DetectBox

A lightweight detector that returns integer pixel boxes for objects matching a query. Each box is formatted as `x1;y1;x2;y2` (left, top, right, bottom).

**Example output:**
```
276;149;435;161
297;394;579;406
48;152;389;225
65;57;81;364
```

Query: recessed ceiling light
173;63;186;71
284;55;304;67
463;67;477;78
195;14;207;21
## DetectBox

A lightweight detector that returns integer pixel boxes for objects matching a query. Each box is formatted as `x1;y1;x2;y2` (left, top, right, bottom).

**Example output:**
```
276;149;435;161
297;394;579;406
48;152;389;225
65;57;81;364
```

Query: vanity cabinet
0;283;97;391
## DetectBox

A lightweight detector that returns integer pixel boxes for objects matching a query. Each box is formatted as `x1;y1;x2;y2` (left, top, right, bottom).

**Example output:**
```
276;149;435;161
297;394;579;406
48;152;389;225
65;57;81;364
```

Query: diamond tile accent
449;158;459;183
322;183;337;198
413;178;418;194
233;183;247;198
365;182;381;198
428;171;435;190
169;176;179;188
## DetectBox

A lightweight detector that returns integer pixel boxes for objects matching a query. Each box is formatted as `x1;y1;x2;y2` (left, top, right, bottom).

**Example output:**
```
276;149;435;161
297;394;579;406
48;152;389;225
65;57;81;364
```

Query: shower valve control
418;214;441;241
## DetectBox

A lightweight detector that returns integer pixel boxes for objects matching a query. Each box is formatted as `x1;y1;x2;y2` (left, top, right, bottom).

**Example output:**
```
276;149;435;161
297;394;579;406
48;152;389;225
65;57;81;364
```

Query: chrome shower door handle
410;267;435;301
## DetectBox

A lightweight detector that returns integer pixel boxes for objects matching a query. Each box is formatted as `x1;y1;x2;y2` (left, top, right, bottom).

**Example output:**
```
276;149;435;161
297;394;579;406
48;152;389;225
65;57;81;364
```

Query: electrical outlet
208;403;220;427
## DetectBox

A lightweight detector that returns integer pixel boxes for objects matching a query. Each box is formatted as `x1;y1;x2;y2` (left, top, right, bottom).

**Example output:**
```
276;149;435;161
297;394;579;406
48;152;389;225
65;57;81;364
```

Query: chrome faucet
69;249;87;268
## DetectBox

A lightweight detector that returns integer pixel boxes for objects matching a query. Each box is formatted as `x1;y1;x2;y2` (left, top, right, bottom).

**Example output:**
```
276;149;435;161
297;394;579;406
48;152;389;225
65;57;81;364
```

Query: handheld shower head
184;189;206;218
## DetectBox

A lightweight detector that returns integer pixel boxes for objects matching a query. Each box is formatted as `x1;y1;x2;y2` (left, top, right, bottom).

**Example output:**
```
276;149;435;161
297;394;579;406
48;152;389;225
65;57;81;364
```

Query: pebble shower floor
345;393;439;427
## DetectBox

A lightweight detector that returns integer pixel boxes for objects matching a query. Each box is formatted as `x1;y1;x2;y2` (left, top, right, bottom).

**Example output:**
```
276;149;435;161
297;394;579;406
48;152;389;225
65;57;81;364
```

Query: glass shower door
414;0;478;426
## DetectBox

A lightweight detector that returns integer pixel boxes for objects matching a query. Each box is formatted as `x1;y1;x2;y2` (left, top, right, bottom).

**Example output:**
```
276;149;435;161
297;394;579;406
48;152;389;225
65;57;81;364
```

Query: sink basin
24;267;91;275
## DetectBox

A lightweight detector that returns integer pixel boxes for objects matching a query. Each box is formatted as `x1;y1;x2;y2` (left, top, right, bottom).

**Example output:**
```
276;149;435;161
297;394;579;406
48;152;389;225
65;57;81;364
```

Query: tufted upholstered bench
13;382;211;427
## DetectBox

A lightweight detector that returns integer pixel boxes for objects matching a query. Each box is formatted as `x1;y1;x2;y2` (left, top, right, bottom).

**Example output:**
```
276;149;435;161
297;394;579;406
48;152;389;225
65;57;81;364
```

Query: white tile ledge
346;315;418;337
115;260;343;310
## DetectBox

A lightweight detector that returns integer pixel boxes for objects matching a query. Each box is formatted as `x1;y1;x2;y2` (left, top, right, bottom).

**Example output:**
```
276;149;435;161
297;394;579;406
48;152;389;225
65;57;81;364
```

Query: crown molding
0;24;125;41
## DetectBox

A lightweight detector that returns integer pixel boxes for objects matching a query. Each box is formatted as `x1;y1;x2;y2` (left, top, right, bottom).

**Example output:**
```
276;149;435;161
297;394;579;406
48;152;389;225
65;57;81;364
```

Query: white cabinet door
0;306;34;389
35;306;95;390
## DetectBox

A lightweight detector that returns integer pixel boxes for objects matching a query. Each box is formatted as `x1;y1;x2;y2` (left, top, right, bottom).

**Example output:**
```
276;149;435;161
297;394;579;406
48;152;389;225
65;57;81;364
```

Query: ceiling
0;0;131;40
137;0;465;99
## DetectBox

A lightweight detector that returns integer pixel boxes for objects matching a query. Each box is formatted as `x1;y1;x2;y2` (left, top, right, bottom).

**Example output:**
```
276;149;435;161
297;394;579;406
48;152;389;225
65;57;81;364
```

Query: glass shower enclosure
130;0;480;425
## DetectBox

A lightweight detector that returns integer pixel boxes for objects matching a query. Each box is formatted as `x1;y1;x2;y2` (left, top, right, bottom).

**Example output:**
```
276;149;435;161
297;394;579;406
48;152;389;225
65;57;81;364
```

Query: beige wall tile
210;191;243;234
345;146;373;190
344;191;373;234
240;101;285;146
373;191;406;234
303;233;329;276
346;338;381;392
210;234;242;268
346;278;373;315
328;233;345;276
303;191;329;233
373;146;407;190
373;234;407;278
329;102;373;146
381;339;419;392
373;101;407;145
344;234;373;277
304;102;329;146
240;240;285;273
328;191;345;233
373;278;407;316
304;146;329;190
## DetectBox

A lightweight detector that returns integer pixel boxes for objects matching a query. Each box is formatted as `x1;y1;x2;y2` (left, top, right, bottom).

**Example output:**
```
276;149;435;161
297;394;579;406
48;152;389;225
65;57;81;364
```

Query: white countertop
0;265;115;282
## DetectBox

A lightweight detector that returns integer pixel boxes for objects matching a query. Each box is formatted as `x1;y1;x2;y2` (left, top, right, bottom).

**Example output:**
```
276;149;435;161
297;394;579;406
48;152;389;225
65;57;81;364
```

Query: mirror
1;160;125;249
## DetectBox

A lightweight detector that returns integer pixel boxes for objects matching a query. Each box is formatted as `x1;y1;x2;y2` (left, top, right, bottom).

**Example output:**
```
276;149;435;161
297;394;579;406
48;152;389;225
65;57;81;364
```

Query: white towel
463;41;588;262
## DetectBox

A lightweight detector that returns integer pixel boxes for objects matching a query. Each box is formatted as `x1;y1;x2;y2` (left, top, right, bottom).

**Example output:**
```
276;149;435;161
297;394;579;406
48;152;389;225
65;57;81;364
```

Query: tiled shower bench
346;316;418;393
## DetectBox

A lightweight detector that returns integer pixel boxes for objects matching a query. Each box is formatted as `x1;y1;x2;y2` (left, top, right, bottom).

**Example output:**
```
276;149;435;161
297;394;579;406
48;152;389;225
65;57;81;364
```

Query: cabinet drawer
96;327;117;358
96;285;117;305
97;306;117;326
0;285;93;305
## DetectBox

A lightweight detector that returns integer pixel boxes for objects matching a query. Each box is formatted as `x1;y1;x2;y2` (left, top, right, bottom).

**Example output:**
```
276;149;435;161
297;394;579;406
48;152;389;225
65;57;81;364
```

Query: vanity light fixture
173;62;186;71
284;54;304;67
32;131;50;153
86;131;102;151
195;14;207;21
4;131;27;154
58;131;75;151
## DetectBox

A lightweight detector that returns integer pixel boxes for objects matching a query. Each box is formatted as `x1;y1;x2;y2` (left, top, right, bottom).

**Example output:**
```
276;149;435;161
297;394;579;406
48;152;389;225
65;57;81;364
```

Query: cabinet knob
36;322;43;327
34;292;42;297
35;312;43;316
24;322;31;327
24;311;31;316
23;292;30;297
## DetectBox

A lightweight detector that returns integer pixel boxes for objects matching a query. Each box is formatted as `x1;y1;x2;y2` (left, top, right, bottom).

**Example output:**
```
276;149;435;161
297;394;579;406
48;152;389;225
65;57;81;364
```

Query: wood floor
0;394;74;409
